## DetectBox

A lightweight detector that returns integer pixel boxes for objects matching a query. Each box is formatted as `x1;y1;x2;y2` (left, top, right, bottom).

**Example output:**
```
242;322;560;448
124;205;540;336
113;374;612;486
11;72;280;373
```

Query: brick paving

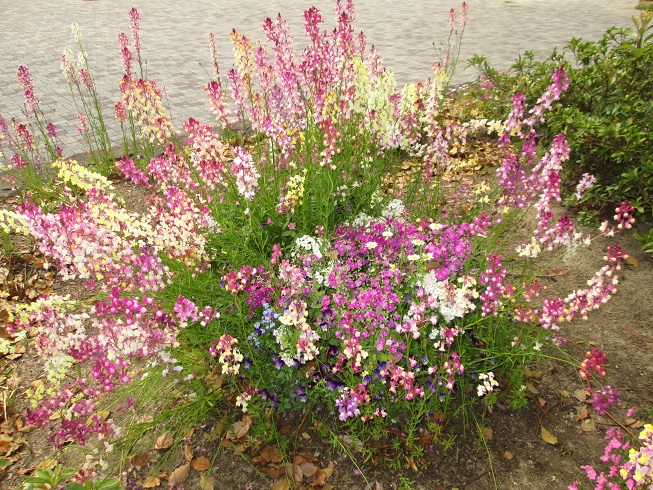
0;0;638;156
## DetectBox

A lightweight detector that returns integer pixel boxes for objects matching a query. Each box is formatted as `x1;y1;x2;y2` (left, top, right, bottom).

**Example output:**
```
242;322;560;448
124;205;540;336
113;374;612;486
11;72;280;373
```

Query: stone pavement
0;0;639;156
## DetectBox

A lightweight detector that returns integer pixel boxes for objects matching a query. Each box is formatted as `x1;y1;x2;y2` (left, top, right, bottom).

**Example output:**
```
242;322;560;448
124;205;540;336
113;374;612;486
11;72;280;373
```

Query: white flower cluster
517;237;542;259
477;372;499;397
381;199;405;219
485;119;507;136
461;118;489;135
420;272;477;323
293;235;323;260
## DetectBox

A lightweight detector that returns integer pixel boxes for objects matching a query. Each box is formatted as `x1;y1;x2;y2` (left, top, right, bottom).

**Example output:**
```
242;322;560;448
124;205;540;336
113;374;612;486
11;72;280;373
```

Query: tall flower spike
129;8;142;73
118;32;132;77
17;66;40;114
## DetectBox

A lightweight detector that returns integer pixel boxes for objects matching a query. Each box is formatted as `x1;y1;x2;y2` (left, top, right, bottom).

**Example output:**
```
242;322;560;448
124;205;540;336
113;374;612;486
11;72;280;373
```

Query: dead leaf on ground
581;418;596;432
226;415;252;440
575;406;589;421
154;432;173;450
260;466;283;479
503;451;514;460
541;427;558;445
168;462;191;486
35;458;57;470
142;476;160;488
199;473;215;490
574;388;588;403
183;444;193;462
213;419;226;436
482;427;493;441
292;463;303;483
311;468;327;487
131;453;152;467
252;445;283;464
625;255;639;267
191;456;210;471
271;477;291;490
538;397;547;407
300;462;318;479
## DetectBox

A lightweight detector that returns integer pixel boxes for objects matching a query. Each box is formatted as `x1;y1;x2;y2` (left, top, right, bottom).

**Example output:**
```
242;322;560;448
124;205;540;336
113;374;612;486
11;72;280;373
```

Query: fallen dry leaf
574;388;588;403
625;255;639;267
581;418;596;432
191;456;211;471
538;397;547;407
541;427;558;445
300;462;318;479
154;432;173;450
213;419;226;436
183;444;194;462
311;468;327;487
35;458;57;470
260;466;283;479
199;473;215;490
168;462;191;486
17;424;37;434
131;453;152;468
482;427;493;441
142;476;160;488
253;445;283;464
292;463;303;483
226;415;252;440
575;406;589;421
271;477;291;490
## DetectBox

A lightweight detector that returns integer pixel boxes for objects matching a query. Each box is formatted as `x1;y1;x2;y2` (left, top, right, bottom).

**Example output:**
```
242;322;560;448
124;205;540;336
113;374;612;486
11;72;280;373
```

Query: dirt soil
0;160;652;490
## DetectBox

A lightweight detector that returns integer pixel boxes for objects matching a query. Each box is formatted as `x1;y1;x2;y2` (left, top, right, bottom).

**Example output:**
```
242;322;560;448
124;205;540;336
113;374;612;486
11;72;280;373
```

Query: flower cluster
278;170;307;214
476;372;499;397
570;425;653;489
210;334;243;376
614;202;636;230
119;76;175;145
580;349;608;380
53;159;115;195
588;385;621;416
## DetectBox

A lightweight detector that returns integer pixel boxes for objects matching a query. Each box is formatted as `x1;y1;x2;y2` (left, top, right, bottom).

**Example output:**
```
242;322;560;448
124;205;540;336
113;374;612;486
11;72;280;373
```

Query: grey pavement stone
0;0;639;157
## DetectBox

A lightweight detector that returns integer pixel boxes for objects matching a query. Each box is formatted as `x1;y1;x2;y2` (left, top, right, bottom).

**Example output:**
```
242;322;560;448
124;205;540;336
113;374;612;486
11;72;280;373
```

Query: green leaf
66;484;86;490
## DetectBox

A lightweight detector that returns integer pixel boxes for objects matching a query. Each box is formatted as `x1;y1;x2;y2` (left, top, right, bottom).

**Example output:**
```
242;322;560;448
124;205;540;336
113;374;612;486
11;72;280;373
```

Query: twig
292;400;314;451
624;324;653;345
604;410;639;441
536;400;562;435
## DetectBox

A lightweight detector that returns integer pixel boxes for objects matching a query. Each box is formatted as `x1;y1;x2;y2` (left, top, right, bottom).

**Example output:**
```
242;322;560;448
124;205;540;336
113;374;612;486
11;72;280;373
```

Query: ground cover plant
0;2;651;489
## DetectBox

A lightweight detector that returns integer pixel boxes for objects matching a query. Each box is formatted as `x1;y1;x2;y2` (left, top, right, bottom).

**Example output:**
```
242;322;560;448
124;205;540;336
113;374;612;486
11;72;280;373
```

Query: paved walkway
0;0;639;156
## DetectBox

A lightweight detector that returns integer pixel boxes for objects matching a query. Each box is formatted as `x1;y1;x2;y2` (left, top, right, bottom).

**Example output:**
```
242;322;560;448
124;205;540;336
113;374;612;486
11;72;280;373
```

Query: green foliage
467;12;653;215
22;465;121;490
634;227;653;255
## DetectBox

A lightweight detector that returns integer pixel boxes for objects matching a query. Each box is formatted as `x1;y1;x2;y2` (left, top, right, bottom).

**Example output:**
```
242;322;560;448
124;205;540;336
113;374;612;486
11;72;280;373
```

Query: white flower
366;241;378;249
